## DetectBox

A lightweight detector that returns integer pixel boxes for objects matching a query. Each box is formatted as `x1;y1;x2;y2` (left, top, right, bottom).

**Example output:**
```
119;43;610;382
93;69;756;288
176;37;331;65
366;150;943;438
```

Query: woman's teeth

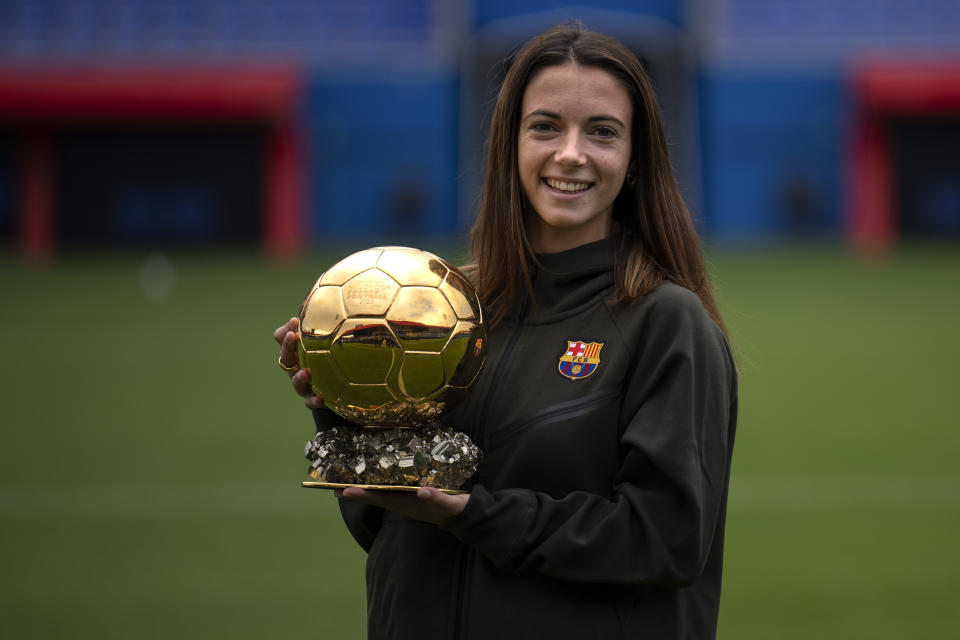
544;178;591;193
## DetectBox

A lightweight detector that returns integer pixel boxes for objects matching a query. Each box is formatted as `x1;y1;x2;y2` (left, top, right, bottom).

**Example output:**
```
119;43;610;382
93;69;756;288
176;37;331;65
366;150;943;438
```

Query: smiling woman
519;64;634;253
275;22;738;640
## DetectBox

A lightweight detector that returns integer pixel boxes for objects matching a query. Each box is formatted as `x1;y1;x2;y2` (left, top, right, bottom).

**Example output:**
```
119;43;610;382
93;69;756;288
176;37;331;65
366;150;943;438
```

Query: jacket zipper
451;287;529;640
452;375;617;639
475;287;529;454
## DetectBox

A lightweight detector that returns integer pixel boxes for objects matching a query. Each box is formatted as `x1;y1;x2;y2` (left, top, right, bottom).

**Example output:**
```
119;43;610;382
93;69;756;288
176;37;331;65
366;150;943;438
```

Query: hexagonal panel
299;330;332;353
341;268;400;316
297;348;349;404
440;271;480;320
376;248;445;287
389;328;449;353
342;384;397;412
298;277;321;318
398;352;446;400
421;250;452;277
319;248;383;286
300;285;346;341
442;320;486;387
331;319;402;384
426;257;450;282
386;287;457;350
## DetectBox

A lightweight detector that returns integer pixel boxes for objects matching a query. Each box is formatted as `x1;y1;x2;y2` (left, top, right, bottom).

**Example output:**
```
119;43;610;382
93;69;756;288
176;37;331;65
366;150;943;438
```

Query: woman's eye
593;126;617;138
530;122;557;133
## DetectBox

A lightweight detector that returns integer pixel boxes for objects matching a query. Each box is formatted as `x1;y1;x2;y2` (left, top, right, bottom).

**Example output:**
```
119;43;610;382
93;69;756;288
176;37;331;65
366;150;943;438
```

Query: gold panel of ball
398;352;446;399
386;286;457;342
298;349;348;402
342;384;397;412
442;320;486;387
376;248;446;287
319;248;383;286
439;271;479;320
330;319;401;385
301;285;346;338
341;268;400;317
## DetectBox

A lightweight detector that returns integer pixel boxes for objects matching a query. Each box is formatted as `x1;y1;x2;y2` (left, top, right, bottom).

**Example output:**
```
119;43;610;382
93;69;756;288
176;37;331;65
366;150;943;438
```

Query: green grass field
1;244;958;638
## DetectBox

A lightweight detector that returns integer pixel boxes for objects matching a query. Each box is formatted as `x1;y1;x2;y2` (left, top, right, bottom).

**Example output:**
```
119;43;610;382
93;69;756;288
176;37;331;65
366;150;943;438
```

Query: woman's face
518;63;633;253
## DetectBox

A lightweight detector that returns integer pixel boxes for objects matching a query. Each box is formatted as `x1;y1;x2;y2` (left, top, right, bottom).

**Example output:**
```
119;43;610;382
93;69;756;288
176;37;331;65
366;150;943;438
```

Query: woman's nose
554;133;587;166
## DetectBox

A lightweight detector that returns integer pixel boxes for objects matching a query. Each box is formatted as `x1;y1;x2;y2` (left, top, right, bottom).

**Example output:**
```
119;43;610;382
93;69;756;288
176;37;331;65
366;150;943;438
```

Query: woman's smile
542;177;594;194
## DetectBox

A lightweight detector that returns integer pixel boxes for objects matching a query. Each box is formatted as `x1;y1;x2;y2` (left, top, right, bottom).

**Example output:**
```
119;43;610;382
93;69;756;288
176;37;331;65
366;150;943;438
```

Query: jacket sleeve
312;408;385;553
440;287;737;586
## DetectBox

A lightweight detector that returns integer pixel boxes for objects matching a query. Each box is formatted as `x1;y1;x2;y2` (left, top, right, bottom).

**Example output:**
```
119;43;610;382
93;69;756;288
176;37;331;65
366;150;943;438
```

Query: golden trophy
297;247;485;494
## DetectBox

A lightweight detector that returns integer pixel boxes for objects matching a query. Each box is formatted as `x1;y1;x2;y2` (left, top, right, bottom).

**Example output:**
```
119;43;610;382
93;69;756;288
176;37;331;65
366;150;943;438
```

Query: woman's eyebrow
587;115;627;129
522;109;561;122
522;109;626;129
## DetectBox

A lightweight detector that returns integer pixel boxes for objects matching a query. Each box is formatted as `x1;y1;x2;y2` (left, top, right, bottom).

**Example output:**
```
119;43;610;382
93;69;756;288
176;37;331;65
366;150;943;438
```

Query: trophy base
301;481;467;495
304;424;480;492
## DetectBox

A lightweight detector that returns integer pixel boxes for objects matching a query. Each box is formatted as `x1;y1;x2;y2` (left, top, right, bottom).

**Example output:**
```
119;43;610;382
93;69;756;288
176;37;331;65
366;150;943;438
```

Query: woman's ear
625;162;638;188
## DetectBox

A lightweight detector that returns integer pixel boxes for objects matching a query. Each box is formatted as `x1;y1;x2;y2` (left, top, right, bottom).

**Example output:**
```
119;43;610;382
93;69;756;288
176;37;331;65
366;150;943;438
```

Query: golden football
297;247;486;427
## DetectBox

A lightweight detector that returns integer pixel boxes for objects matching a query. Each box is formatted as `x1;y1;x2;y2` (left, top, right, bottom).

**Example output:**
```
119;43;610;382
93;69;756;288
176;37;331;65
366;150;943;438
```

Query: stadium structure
0;0;958;259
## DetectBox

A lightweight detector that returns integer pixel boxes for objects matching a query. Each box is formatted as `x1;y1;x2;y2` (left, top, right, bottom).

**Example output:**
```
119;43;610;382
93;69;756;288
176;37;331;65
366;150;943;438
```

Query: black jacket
316;238;738;639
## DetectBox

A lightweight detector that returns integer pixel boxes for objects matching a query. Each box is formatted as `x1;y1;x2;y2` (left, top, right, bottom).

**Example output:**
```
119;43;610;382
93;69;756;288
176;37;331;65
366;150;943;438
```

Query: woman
275;24;737;640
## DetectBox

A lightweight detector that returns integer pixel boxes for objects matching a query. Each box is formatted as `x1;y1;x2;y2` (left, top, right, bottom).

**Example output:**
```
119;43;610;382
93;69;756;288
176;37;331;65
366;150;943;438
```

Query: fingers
291;368;324;409
417;487;469;519
273;317;298;345
275;316;323;410
417;486;445;500
291;368;312;396
341;486;374;501
280;330;300;370
339;488;419;513
276;317;300;372
336;486;469;524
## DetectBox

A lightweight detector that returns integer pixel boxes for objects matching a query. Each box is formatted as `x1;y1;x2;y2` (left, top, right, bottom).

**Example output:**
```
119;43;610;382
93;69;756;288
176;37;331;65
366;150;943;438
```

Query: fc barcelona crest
558;340;604;381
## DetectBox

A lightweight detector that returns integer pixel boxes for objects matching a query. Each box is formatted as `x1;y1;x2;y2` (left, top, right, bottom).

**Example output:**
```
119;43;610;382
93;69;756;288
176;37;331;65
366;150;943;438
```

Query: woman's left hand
335;486;468;525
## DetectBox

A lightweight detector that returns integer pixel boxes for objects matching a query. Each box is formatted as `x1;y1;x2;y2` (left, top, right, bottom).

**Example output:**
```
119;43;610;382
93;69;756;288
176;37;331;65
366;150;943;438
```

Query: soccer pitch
1;244;958;638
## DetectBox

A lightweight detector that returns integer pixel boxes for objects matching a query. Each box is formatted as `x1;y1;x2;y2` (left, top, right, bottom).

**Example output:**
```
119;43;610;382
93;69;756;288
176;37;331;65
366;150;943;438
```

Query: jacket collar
535;237;614;274
508;238;615;323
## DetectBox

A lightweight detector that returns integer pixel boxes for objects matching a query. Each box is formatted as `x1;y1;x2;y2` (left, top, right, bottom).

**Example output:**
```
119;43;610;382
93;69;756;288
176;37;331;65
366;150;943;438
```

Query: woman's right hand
273;317;325;410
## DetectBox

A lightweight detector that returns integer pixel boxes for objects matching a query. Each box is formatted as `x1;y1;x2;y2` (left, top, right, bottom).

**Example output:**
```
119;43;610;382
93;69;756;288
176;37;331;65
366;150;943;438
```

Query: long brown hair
469;23;727;336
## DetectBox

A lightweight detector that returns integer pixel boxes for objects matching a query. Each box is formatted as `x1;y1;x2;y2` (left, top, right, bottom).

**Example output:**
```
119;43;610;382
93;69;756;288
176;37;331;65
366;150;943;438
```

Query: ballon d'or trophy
297;247;485;494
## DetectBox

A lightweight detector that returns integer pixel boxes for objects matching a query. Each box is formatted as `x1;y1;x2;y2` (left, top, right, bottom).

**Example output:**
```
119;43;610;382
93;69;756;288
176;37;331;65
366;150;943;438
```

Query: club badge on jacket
558;340;604;380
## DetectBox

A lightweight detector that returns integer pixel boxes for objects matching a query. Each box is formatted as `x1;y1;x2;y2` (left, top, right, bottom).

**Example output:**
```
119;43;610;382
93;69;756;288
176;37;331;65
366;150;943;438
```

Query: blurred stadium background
1;1;958;638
